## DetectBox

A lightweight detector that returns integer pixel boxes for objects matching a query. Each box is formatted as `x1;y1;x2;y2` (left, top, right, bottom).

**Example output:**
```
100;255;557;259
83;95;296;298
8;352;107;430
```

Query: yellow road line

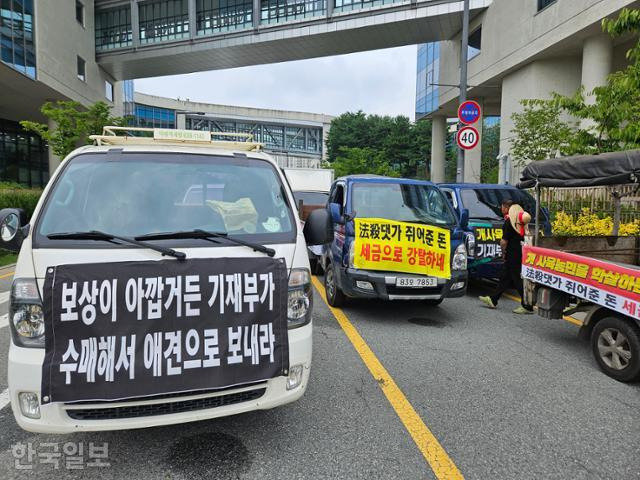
0;271;14;280
312;276;464;480
502;293;583;326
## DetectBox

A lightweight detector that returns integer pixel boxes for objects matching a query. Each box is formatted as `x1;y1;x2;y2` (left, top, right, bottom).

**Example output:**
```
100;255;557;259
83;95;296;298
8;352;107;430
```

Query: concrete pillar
47;119;61;176
430;116;446;183
253;0;261;28
176;114;186;129
463;100;482;183
188;0;196;38
582;33;613;103
581;34;613;129
131;0;140;47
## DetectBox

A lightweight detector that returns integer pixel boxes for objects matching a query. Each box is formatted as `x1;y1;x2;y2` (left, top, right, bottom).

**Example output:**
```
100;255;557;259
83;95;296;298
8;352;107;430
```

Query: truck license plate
395;277;437;288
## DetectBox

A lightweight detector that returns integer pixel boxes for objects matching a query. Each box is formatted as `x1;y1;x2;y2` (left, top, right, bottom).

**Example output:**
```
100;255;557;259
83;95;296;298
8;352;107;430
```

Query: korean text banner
522;246;640;321
41;257;289;404
354;218;451;279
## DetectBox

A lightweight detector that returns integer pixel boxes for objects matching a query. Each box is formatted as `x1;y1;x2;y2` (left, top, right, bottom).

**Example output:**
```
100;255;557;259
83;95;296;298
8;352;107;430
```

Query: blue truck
321;175;470;306
439;183;552;280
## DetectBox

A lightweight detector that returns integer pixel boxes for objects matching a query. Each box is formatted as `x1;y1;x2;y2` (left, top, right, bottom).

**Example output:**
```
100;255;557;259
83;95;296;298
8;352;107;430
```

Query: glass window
1;0;36;78
460;188;537;221
77;56;86;82
196;0;252;34
0;119;48;188
35;153;296;245
467;27;481;60
134;104;176;128
105;80;114;102
76;1;84;25
261;0;326;25
334;0;402;13
351;182;456;227
139;0;189;44
95;6;132;51
538;0;556;12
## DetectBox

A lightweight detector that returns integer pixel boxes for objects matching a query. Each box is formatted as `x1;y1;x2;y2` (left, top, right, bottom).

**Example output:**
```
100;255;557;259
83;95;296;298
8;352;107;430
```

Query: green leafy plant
21;101;126;160
331;147;399;178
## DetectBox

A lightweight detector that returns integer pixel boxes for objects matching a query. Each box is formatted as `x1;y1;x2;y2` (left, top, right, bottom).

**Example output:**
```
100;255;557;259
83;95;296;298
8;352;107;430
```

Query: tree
331;147;399;178
509;100;576;166
21;101;126;160
326;111;432;179
481;123;501;183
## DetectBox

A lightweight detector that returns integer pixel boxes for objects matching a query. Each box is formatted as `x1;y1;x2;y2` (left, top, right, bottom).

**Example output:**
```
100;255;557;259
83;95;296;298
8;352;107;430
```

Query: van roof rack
89;126;263;152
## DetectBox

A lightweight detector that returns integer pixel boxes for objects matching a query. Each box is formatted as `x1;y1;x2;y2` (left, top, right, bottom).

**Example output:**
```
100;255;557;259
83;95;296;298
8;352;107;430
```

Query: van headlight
10;278;45;348
288;268;312;329
452;244;467;271
465;233;476;258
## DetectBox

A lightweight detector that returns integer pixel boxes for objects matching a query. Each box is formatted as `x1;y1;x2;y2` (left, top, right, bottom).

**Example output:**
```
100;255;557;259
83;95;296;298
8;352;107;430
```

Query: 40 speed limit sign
456;126;480;150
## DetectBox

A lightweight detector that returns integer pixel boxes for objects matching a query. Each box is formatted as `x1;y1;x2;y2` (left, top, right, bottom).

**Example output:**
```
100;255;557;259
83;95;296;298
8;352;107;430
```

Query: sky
135;45;418;121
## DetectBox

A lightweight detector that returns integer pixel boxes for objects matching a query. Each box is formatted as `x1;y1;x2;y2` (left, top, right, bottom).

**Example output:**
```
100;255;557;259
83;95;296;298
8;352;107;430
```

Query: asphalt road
0;270;638;479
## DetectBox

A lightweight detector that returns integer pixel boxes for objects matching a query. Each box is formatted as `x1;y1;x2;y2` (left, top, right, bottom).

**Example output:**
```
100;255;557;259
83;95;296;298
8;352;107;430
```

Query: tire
324;263;345;307
591;316;640;382
424;298;443;306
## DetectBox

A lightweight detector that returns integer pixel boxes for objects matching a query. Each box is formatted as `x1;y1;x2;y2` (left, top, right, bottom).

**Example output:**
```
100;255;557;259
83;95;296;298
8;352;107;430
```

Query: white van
1;127;331;433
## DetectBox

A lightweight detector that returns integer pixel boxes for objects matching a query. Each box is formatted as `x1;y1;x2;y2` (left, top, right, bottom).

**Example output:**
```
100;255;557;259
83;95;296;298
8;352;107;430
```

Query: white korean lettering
227;326;243;364
143;332;163;376
184;275;201;317
96;336;116;382
59;339;80;384
163;331;182;375
115;334;136;379
61;282;78;322
183;329;202;369
203;328;220;367
77;337;98;383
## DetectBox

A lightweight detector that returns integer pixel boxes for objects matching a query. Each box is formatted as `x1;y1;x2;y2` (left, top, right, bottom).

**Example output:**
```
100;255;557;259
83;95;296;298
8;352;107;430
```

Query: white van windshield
35;153;295;246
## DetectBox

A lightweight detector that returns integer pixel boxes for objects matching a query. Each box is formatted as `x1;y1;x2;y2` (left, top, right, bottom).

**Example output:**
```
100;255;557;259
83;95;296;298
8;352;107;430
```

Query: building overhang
98;0;491;80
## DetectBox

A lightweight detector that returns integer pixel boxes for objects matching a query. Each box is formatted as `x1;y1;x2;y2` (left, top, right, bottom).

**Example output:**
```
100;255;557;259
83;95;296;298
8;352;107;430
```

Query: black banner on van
41;257;289;404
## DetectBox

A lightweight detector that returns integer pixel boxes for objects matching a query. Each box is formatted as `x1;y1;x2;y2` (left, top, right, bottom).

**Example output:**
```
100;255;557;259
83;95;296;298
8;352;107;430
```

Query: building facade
1;0;123;187
132;91;333;168
416;0;639;184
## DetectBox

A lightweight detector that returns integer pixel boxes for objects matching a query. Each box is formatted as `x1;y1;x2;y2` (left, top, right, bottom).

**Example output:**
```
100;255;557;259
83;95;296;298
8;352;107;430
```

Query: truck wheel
324;263;345;307
591;316;640;382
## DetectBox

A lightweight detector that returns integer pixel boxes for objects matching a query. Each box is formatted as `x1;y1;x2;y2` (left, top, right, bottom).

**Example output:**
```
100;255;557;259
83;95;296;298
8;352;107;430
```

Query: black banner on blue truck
41;257;289;404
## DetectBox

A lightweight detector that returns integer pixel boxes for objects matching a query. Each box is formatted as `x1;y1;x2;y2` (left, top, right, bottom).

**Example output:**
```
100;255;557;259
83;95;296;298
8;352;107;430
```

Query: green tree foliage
331;147;400;178
481;123;501;183
510;8;640;163
510;100;575;166
326;111;432;178
21;101;126;160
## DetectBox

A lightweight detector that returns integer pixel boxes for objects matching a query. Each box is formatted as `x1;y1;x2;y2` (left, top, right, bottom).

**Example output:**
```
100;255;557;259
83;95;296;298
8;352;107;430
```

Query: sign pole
457;0;470;182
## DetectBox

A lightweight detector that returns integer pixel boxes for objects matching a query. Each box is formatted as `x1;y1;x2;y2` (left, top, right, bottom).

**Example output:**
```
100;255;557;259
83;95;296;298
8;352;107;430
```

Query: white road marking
0;291;8;305
0;389;10;411
0;313;7;329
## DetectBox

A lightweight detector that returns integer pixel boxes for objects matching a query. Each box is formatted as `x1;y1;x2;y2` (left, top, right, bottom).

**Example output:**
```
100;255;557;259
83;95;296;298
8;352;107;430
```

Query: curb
0;263;16;276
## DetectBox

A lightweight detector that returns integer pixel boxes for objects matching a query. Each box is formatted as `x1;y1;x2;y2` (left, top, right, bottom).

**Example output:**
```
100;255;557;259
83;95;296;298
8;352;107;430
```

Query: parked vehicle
284;168;333;275
439;183;552;280
321;175;469;306
518;151;640;382
284;168;334;194
1;126;332;433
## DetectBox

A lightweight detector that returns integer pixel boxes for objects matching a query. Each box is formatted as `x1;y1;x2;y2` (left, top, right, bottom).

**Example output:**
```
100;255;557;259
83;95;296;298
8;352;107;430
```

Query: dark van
321;175;470;306
439;183;552;280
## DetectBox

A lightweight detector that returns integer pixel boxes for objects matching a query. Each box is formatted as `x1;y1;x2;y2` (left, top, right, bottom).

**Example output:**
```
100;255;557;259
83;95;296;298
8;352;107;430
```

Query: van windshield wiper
135;229;276;257
47;230;186;260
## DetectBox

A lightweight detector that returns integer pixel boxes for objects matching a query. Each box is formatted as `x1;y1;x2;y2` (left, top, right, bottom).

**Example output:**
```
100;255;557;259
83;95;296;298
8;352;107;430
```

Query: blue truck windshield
351;182;456;227
461;188;537;220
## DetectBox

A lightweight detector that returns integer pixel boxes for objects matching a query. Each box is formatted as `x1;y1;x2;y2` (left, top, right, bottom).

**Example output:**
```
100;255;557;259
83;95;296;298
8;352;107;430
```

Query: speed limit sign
456;126;480;150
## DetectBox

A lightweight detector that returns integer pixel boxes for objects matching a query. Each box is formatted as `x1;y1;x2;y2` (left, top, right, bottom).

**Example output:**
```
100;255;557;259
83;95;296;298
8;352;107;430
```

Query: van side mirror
460;208;470;230
328;203;343;225
0;208;27;252
303;209;332;246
